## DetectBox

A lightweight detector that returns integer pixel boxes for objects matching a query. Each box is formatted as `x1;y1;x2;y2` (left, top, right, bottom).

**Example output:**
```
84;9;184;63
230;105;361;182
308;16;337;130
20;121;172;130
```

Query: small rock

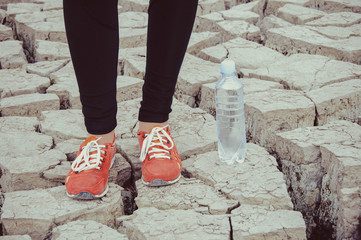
0;9;7;24
14;10;64;59
276;4;325;24
118;46;146;72
0;69;50;99
220;9;260;25
187;31;222;55
306;11;361;27
196;12;224;32
6;3;42;17
0;24;13;41
274;120;361;233
197;40;228;63
38;0;63;11
216;20;261;43
259;15;293;41
307;79;361;125
118;28;147;48
224;0;237;10
14;9;63;26
116;76;143;102
54;138;82;161
0;236;32;240
0;116;39;133
199;37;285;69
319;142;361;240
183;143;294;210
0;93;60;117
39;109;86;143
136;177;238;214
47;61;80;109
43;161;71;183
0;40;27;69
197;0;225;16
266;25;361;64
177;53;219;97
49;61;75;84
122;207;230;239
0;149;65;192
118;0;149;12
248;53;361;91
321;0;361;13
17;19;67;52
26;59;69;77
51;220;128;240
231;204;307;239
34;40;70;62
0;131;53;158
47;82;81;109
123;54;146;79
245;89;315;150
1;184;123;240
306;24;361;40
264;0;313;16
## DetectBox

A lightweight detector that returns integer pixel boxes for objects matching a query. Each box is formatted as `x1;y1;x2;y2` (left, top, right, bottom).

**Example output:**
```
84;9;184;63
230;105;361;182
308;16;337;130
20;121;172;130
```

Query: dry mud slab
1;0;361;239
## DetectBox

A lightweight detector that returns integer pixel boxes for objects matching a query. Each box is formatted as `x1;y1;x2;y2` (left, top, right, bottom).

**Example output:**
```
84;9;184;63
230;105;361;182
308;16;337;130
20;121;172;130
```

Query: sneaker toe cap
142;159;181;182
66;173;106;195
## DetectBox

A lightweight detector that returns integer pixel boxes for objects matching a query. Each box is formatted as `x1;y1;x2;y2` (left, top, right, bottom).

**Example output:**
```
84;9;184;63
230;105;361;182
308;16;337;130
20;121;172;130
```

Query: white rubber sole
66;156;116;200
142;174;181;187
66;184;109;200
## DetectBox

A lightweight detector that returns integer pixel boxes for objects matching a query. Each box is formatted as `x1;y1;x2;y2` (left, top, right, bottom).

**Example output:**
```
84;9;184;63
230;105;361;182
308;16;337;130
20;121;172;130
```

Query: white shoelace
139;126;174;162
71;138;106;172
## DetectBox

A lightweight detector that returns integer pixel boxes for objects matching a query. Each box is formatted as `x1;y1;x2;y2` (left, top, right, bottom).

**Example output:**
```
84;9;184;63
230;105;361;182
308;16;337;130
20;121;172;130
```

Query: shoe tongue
83;136;98;146
149;125;165;133
149;125;167;144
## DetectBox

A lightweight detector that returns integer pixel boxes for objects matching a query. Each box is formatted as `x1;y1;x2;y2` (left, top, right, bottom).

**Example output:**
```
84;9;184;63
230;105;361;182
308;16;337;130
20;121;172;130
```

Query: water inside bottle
215;77;246;165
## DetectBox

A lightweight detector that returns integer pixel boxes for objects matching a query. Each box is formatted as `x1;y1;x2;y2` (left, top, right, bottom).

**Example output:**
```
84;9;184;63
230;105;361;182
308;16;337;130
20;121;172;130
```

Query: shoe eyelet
143;134;146;138
104;152;107;156
99;167;102;170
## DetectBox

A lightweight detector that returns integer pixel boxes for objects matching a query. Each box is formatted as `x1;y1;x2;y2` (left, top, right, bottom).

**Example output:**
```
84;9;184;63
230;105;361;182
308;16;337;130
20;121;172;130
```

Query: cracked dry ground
0;0;361;239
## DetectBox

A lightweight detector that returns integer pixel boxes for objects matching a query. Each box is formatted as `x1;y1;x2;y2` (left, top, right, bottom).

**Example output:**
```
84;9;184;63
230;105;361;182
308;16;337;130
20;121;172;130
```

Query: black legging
63;0;198;134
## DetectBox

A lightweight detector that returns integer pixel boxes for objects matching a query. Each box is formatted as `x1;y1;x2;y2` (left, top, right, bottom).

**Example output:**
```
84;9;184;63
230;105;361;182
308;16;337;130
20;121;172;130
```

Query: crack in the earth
229;216;234;240
303;94;319;126
262;0;269;17
117;145;138;215
310;58;331;91
225;45;230;59
130;121;138;137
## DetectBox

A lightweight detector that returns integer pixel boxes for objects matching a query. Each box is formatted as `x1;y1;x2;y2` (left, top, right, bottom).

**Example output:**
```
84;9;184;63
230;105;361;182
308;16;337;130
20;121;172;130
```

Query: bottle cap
221;59;236;74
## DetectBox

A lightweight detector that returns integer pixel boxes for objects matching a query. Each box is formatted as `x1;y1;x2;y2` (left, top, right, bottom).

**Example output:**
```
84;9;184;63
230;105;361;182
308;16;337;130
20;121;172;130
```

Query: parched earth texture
0;0;361;239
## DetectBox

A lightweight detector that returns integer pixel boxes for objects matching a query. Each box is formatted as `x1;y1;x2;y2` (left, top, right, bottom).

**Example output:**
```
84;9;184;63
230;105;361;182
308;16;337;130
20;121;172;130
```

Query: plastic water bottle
215;59;246;165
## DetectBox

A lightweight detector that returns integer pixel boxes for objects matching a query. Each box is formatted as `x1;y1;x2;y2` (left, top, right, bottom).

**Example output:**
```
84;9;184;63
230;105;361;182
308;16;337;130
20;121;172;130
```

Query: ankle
138;121;168;133
88;130;115;145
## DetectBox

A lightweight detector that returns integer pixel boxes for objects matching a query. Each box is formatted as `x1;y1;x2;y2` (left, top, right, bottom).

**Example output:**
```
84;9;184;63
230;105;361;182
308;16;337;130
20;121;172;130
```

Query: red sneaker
138;125;182;186
65;135;116;200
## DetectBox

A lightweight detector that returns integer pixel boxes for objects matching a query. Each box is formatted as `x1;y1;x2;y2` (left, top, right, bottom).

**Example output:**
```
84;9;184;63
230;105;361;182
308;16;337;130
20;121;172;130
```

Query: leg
63;0;119;199
63;0;119;143
137;0;198;186
138;0;198;132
